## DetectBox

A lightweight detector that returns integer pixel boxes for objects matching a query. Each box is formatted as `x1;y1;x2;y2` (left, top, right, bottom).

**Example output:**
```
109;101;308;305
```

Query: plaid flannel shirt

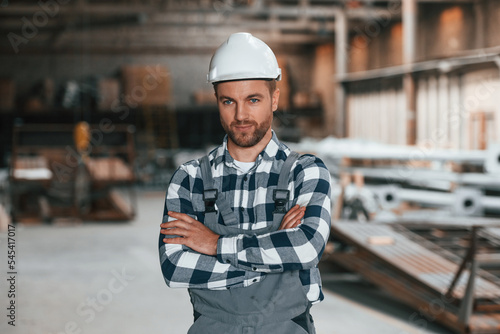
159;132;332;303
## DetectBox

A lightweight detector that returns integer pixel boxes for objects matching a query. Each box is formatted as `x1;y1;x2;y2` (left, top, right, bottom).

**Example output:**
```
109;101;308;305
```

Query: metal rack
10;123;137;223
330;220;500;334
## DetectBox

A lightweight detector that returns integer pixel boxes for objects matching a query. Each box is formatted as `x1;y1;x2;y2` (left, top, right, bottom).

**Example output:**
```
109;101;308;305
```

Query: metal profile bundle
331;221;500;334
369;186;500;216
339;166;500;190
291;138;500;173
289;138;500;219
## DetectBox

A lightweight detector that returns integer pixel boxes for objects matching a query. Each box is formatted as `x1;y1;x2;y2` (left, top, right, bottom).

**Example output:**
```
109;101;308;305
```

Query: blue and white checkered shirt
159;132;332;303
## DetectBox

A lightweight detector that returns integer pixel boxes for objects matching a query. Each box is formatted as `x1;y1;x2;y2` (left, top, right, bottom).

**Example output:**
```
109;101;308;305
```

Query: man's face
216;80;279;148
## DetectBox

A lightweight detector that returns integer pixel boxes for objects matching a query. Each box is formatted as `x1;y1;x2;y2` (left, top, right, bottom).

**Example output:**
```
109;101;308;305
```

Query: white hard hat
207;32;281;83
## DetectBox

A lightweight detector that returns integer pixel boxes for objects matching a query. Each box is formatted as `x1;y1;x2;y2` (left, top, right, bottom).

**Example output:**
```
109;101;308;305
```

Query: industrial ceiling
0;0;407;54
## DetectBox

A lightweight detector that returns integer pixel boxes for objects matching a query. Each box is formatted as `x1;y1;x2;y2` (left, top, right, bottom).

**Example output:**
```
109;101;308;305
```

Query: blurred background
1;1;500;333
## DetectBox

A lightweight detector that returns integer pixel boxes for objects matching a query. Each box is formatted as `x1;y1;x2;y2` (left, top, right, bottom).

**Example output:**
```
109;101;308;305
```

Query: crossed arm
158;156;331;289
160;205;306;255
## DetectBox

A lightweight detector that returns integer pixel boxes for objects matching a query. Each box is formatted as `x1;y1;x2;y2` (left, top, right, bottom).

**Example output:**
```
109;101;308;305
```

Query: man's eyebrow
218;93;265;100
247;93;265;99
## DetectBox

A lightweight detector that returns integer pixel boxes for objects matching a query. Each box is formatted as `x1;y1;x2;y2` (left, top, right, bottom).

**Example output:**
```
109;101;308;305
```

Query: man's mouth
233;123;254;131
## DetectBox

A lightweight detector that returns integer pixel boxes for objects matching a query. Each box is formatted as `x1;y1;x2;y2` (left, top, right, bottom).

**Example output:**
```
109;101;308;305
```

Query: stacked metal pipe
289;138;500;219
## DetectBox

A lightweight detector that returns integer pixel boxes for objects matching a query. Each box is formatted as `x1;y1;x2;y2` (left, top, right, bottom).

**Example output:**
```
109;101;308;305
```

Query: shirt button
252;267;257;271
244;176;248;181
226;259;231;264
240;207;244;212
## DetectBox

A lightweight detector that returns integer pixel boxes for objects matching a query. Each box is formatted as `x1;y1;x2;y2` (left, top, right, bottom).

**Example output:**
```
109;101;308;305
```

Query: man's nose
234;103;249;121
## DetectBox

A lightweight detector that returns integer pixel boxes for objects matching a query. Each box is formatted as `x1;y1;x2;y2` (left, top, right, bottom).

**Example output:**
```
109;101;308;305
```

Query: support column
474;0;485;50
335;7;348;138
494;57;500;144
403;0;417;145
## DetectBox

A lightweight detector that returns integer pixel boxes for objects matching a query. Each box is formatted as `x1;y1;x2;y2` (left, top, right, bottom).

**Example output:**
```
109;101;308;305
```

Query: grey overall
187;152;315;334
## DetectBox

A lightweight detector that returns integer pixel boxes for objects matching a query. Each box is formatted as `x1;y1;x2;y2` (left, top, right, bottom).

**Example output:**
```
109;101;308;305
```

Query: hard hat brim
208;71;282;84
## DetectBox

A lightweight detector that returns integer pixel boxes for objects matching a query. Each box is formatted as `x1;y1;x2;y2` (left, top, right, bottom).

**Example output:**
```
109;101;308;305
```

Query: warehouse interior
1;0;500;333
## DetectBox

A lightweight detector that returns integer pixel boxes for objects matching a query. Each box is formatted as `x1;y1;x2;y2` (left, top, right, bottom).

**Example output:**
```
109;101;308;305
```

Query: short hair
213;79;277;97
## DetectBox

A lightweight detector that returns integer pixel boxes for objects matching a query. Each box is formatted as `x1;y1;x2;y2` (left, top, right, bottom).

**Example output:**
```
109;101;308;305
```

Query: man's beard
221;114;272;148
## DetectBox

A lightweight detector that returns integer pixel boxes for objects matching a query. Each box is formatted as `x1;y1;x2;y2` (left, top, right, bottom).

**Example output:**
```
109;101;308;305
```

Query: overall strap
200;151;300;231
272;151;300;228
199;156;237;227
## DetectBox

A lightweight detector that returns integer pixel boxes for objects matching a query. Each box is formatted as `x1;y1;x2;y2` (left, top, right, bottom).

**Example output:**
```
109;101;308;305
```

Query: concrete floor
0;190;454;334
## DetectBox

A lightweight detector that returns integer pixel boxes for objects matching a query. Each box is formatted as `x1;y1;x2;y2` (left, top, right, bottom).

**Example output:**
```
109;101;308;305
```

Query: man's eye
223;100;233;105
250;98;259;103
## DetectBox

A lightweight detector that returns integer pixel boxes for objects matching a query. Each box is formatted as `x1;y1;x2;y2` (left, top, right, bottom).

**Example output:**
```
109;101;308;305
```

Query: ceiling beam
0;5;398;32
0;0;474;17
0;1;405;53
0;2;398;19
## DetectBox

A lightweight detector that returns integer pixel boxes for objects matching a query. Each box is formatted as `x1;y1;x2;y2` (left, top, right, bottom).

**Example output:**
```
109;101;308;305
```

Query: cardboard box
122;65;171;107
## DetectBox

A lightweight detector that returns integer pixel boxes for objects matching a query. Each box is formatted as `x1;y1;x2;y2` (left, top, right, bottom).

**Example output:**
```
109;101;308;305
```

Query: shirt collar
214;130;283;170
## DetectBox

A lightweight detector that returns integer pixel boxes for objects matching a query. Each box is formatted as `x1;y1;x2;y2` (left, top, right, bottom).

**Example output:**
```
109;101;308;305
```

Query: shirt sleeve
158;164;264;289
217;155;332;273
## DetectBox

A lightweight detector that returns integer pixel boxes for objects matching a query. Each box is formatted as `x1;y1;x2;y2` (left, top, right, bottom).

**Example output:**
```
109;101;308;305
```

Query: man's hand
161;211;219;256
279;205;306;230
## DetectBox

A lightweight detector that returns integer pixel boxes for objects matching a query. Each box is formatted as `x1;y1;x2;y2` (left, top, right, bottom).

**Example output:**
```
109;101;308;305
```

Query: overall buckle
203;189;218;213
273;189;289;214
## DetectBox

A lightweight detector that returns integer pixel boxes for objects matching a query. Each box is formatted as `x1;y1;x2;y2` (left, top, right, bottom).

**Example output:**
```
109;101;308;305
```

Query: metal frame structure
331;220;500;334
10;123;137;222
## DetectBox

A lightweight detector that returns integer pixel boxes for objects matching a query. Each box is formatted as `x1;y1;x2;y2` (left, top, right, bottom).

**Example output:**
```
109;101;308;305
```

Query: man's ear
213;84;218;101
271;88;280;112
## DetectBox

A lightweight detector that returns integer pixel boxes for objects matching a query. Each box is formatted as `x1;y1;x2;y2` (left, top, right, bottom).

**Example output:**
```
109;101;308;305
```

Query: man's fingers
160;212;194;228
282;206;305;223
163;237;187;245
285;216;303;229
160;220;192;232
288;207;305;220
288;217;303;229
161;220;183;228
280;206;300;225
160;213;219;255
283;205;300;217
279;208;305;230
167;211;183;219
161;227;187;237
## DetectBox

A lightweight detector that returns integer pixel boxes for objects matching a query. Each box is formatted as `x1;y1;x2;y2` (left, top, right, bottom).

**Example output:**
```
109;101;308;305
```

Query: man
159;32;331;334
